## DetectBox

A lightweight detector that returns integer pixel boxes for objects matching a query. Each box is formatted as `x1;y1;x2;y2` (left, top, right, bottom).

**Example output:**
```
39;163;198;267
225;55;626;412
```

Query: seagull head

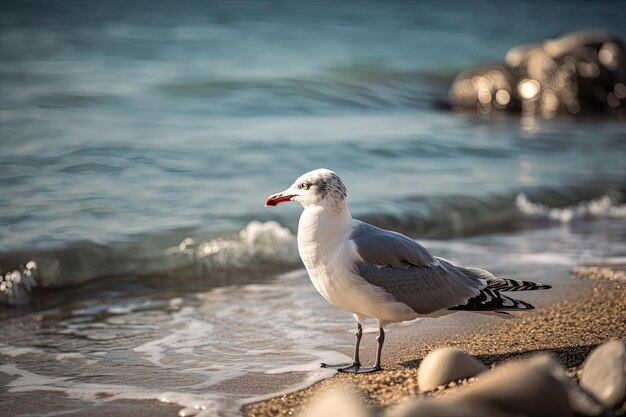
265;168;347;210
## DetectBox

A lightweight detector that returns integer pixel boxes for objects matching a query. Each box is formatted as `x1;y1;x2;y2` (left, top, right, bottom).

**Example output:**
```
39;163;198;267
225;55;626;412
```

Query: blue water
1;1;626;416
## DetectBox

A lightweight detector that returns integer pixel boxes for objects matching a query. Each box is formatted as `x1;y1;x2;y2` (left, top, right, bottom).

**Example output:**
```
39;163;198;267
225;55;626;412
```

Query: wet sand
244;267;626;416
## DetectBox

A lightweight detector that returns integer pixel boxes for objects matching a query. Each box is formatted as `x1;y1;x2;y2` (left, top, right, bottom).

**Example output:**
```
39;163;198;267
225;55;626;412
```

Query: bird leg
343;326;385;373
320;323;362;372
352;322;363;365
373;326;384;371
321;324;384;373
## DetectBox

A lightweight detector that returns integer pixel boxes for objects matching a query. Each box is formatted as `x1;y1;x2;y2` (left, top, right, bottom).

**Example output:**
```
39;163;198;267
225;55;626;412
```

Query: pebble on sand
580;339;626;410
417;347;487;393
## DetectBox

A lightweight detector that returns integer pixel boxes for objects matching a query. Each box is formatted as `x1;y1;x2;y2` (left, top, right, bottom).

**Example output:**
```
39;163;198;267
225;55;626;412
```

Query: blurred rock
450;30;626;119
449;64;519;115
453;353;573;417
567;387;612;417
299;387;371;417
580;339;626;410
386;397;511;417
417;347;487;392
526;354;606;417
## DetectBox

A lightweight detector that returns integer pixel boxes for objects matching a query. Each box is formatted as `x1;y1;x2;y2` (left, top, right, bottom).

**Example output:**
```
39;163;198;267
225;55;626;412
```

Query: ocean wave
516;193;626;223
0;221;299;306
157;69;441;114
362;185;625;238
164;220;298;269
1;184;624;304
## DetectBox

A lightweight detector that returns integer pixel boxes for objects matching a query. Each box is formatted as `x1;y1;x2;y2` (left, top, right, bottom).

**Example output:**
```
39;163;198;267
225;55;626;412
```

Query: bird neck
297;205;353;251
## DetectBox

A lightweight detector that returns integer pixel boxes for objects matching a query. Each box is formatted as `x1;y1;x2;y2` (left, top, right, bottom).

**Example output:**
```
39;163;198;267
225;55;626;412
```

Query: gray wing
355;258;485;314
350;220;437;268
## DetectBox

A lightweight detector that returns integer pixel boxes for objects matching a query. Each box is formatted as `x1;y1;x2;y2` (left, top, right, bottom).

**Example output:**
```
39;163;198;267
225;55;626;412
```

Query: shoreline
243;267;626;416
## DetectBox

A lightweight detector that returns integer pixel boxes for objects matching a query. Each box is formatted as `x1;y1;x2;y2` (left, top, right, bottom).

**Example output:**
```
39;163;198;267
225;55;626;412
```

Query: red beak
265;193;295;207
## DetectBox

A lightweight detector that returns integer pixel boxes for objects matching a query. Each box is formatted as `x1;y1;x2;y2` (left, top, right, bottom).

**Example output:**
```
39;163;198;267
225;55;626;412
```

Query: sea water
1;1;626;416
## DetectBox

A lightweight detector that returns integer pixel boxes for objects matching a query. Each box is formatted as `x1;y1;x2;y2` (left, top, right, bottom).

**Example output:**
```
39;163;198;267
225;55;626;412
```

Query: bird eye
300;182;310;190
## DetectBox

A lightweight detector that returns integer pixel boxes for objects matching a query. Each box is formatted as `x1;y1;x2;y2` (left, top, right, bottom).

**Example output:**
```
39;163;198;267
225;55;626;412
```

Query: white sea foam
265;356;345;375
594;256;626;264
0;344;46;357
133;306;215;367
55;353;98;364
107;306;134;314
166;220;298;268
516;193;626;223
510;252;577;266
0;363;224;415
0;261;37;305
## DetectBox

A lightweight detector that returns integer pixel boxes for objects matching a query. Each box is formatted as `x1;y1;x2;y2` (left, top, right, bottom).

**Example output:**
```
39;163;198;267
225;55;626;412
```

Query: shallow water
1;1;626;416
1;270;351;415
2;217;626;415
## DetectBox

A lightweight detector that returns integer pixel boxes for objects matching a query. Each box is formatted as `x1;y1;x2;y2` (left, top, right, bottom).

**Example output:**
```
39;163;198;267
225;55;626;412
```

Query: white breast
297;210;417;323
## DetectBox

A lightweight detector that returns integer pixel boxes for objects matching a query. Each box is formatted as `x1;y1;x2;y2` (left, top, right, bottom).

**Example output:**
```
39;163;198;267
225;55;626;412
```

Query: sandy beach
244;266;626;416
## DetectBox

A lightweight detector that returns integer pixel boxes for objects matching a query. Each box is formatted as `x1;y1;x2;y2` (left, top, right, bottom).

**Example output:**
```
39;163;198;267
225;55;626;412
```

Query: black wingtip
449;289;537;312
488;279;553;292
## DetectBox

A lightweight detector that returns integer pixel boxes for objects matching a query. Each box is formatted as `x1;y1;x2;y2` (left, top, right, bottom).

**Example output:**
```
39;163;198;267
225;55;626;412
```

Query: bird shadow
399;343;601;370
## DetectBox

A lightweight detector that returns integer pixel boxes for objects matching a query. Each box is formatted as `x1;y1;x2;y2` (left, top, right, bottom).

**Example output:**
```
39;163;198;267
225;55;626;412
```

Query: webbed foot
320;362;382;373
320;362;359;370
339;365;381;373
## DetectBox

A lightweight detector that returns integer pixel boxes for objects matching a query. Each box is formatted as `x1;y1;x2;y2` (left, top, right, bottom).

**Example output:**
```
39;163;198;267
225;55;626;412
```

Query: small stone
418;348;487;393
580;339;626;410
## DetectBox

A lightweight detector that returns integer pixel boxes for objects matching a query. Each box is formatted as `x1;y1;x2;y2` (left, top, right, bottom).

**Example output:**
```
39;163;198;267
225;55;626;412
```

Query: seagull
265;169;550;373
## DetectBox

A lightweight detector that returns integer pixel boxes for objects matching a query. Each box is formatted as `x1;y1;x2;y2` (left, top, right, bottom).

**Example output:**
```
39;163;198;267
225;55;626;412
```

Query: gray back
350;220;436;269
